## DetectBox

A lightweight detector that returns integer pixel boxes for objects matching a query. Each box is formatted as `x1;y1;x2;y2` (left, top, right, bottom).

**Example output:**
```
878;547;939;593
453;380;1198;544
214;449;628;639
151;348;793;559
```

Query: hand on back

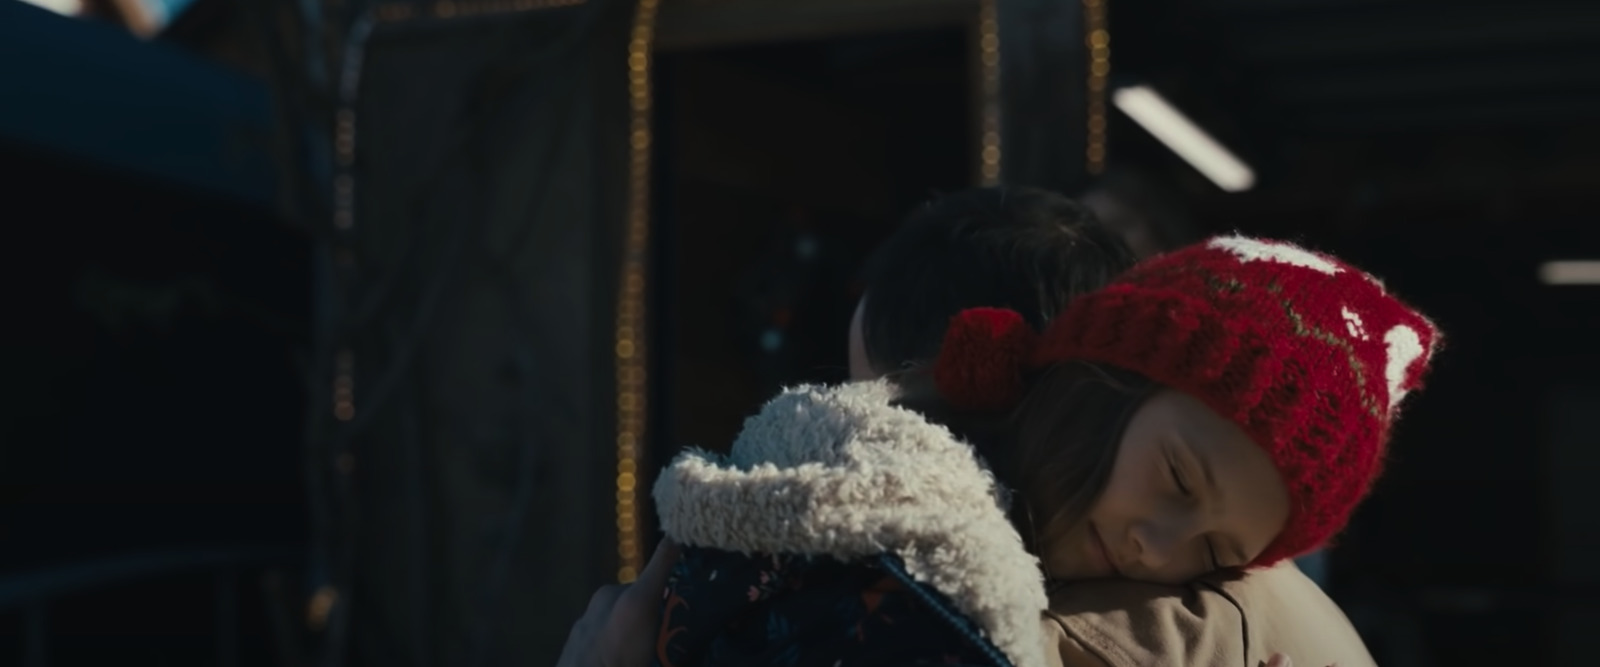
554;540;681;667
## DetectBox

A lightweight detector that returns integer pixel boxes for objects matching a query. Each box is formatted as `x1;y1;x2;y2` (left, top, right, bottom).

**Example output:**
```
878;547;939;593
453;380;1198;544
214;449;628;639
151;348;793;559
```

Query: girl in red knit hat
645;234;1440;667
927;234;1440;583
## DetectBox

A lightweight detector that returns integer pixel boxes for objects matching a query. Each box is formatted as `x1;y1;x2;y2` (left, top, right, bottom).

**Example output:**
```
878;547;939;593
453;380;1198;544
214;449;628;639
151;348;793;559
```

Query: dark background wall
653;28;973;456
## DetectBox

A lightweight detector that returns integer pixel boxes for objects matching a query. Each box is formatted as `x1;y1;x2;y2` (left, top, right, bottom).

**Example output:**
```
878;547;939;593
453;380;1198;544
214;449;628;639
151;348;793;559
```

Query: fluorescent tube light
20;0;84;15
1540;260;1600;285
1113;85;1256;193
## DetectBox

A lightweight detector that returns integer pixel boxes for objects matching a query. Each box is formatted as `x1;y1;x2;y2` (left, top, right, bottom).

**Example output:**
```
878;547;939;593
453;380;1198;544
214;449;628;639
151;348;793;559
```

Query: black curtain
321;2;635;665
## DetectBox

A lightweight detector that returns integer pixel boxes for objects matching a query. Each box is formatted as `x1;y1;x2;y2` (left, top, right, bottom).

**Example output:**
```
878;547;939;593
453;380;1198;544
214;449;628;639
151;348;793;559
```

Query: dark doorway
651;28;976;465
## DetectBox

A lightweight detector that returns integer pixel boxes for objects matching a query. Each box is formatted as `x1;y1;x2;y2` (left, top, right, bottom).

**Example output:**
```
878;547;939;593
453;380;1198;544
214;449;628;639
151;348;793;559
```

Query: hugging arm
554;539;681;667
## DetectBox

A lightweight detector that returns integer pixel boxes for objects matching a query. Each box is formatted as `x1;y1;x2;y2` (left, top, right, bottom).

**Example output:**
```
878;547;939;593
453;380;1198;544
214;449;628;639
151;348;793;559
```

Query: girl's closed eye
1168;455;1221;570
1167;457;1191;496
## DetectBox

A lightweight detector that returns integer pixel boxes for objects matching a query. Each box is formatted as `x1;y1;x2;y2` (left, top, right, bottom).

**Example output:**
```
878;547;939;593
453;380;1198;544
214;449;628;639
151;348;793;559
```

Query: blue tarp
0;0;275;205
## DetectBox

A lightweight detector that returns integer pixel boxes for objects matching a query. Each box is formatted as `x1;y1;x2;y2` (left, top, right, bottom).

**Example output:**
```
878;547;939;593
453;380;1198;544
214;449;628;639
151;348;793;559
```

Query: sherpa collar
653;380;1049;667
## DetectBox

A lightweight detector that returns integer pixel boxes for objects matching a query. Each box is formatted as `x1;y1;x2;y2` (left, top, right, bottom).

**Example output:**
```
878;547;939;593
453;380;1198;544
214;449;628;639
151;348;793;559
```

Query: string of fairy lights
615;0;659;584
977;0;1001;186
308;9;375;636
1084;0;1110;175
978;0;1107;182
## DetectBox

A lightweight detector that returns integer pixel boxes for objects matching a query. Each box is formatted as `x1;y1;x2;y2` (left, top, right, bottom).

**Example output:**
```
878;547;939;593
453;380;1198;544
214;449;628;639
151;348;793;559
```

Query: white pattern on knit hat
1209;236;1341;275
1341;306;1369;340
1383;325;1425;410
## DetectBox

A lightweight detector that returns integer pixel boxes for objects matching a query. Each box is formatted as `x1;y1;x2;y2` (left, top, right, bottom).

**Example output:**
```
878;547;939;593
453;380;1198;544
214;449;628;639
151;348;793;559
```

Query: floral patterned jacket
650;380;1050;667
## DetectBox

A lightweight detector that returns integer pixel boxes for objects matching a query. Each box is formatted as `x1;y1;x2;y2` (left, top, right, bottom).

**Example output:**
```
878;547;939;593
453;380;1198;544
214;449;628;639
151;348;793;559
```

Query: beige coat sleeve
1040;563;1377;667
1042;580;1245;667
1041;615;1112;667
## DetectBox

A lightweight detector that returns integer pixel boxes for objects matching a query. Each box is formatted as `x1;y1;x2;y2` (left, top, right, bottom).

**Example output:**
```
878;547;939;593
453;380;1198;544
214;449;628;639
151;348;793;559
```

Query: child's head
933;235;1441;584
848;186;1137;379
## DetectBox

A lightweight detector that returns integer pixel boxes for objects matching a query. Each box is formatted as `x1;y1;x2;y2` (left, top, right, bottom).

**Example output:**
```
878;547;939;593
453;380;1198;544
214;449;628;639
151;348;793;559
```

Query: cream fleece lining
654;380;1049;667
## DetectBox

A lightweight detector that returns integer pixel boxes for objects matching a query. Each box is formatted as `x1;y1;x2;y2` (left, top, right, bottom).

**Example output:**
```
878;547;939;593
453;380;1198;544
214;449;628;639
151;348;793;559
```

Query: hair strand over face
895;361;1156;557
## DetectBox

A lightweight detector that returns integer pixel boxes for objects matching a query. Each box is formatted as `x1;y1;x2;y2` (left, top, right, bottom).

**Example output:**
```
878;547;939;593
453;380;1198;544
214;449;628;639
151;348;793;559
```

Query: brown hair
894;361;1156;554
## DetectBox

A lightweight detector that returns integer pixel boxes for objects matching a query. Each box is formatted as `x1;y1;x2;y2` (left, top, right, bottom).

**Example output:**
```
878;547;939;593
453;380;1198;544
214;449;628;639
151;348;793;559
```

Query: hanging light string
615;0;660;585
308;8;375;648
977;0;1001;185
1084;0;1110;175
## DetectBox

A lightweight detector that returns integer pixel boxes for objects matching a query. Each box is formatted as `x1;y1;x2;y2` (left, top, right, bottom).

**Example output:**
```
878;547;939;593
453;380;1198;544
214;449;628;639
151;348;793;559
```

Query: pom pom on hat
933;308;1039;412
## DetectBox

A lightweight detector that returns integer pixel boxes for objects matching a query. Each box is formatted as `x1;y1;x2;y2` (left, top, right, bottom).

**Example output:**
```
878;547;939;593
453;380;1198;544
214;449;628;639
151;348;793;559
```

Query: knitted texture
933;308;1040;412
935;235;1441;566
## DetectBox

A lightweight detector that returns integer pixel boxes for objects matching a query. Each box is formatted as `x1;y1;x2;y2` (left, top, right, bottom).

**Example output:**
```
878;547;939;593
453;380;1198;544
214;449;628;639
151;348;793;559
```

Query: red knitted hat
933;235;1441;566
